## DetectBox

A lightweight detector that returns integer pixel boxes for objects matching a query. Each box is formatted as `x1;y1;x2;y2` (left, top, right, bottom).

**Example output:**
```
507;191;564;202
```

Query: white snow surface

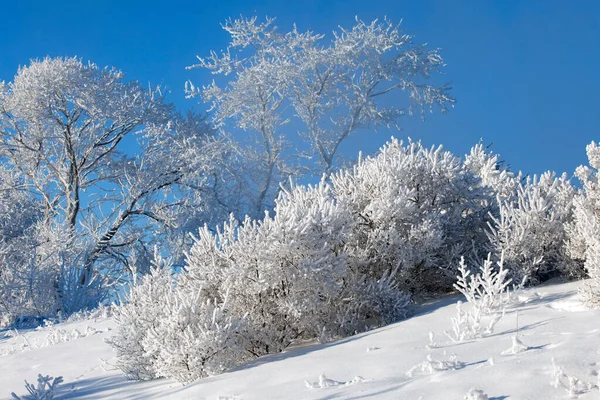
2;280;600;399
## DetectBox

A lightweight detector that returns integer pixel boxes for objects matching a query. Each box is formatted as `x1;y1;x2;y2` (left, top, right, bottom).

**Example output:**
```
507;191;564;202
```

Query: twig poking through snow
551;357;598;397
463;388;489;400
426;331;437;349
305;374;366;389
406;354;465;378
501;335;529;355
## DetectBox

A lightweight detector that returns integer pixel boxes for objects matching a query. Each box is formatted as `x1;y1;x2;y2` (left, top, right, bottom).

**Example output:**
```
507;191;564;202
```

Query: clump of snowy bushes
108;138;538;382
110;137;600;383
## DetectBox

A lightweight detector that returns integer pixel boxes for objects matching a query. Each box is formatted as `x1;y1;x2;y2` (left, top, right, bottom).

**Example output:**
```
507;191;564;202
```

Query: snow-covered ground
2;280;599;399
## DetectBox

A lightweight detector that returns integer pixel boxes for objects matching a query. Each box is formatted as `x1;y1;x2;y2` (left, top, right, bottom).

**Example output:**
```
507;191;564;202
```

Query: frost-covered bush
406;353;465;377
453;254;511;314
463;388;489;400
463;142;518;202
108;256;175;380
110;252;249;383
551;357;598;397
183;180;408;355
332;138;495;296
11;374;63;400
568;141;600;306
446;254;511;342
142;292;246;383
488;172;578;285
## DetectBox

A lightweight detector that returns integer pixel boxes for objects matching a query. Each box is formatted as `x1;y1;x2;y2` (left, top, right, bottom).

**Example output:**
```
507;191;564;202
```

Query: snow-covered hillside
2;280;599;400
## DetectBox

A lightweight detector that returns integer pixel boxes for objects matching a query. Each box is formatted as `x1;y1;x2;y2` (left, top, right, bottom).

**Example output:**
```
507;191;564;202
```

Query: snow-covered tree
0;57;247;322
568;141;600;305
187;16;454;214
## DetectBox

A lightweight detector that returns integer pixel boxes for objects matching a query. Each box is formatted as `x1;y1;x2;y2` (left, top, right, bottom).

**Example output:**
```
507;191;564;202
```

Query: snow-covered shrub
114;137;557;384
332;138;495;297
108;255;175;380
11;374;63;400
446;254;510;342
142;291;247;383
110;252;248;383
183;180;408;354
183;182;342;353
171;138;500;374
304;374;366;389
488;172;578;285
501;335;530;355
454;254;512;313
568;141;600;306
463;142;517;202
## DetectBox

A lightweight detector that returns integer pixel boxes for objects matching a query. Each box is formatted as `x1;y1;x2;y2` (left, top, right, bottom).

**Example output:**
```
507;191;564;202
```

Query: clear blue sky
2;0;599;177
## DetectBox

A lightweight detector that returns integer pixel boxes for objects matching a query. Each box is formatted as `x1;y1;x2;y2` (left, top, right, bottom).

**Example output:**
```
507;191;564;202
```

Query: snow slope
2;280;599;399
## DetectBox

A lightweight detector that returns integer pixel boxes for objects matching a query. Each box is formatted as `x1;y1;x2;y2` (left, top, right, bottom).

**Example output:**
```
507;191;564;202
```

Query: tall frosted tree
187;16;454;215
0;57;240;322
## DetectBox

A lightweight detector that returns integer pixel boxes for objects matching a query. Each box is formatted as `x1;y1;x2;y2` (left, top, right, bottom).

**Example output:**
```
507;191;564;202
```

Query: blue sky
2;0;599;177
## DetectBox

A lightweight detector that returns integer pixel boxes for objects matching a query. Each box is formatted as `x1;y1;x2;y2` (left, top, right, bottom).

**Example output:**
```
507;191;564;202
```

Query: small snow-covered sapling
551;357;598;396
11;374;63;400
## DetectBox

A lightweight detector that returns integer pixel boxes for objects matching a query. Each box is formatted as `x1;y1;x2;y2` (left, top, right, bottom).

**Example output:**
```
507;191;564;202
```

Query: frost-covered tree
0;57;245;322
187;16;454;215
568;141;600;305
0;57;169;290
